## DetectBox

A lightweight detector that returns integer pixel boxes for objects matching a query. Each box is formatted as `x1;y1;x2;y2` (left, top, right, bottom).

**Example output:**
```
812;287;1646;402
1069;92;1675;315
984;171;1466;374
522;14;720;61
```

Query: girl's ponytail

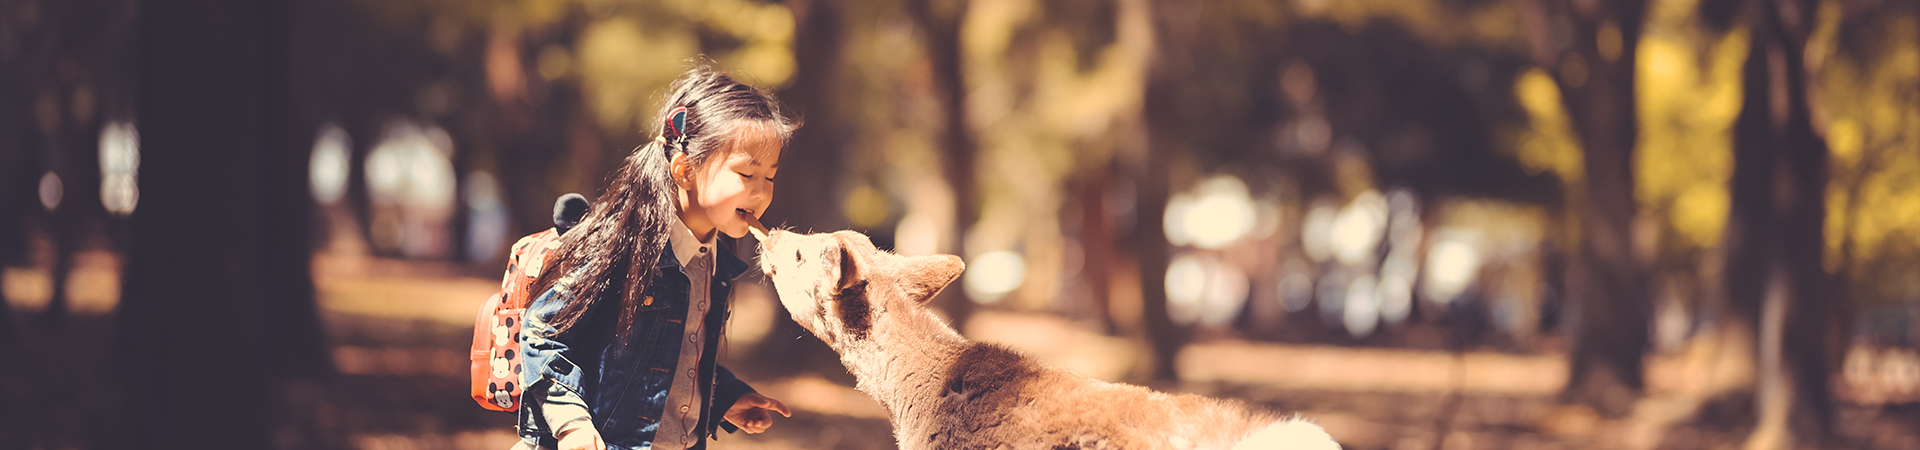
528;64;793;348
529;138;675;347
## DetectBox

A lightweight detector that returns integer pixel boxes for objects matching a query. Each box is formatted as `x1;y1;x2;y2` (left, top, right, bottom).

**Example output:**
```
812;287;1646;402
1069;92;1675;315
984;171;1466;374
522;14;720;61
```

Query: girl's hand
724;392;792;434
557;424;605;450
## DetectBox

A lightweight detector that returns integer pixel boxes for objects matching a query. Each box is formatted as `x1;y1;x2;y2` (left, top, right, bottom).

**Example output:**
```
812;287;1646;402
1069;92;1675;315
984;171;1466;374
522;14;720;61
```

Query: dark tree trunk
906;0;980;332
1075;167;1120;334
1723;0;1836;445
1135;0;1196;382
45;116;106;324
757;0;855;371
1132;118;1179;382
114;0;330;445
1522;0;1653;416
0;55;25;344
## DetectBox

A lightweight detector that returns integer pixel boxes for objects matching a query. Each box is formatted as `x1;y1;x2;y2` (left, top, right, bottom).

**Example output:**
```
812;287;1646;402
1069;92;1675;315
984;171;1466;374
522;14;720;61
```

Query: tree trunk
1136;0;1194;382
757;0;855;371
1725;1;1836;447
906;0;980;332
114;0;330;444
45;115;106;324
1528;0;1653;416
0;53;30;343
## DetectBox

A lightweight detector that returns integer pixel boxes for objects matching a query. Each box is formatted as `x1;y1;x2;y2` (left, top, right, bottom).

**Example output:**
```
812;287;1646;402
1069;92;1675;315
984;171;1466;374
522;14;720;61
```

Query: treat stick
741;211;769;241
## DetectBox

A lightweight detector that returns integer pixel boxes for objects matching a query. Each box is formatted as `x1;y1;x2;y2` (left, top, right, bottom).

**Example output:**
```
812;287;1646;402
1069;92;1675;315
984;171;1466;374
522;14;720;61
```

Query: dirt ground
3;252;1916;449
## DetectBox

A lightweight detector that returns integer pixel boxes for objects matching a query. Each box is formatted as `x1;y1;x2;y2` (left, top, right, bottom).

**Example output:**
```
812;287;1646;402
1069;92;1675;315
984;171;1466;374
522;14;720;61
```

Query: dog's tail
1232;416;1341;450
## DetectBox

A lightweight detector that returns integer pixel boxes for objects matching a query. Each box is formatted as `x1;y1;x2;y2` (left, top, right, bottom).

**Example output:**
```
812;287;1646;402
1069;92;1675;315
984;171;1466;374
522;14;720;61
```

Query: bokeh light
98;120;140;215
38;172;62;211
964;250;1026;304
1278;270;1315;313
1164;175;1256;250
1423;232;1482;304
1344;274;1380;338
1301;199;1339;263
1165;252;1249;327
464;171;507;263
310;123;350;205
1331;190;1387;266
364;119;457;258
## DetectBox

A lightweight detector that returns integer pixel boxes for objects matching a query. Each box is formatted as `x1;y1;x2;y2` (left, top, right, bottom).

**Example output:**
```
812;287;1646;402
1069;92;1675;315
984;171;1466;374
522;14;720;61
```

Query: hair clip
663;106;690;151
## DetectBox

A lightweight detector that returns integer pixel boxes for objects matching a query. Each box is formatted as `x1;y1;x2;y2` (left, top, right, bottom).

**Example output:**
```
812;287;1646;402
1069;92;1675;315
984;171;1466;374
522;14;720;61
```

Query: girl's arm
521;278;593;433
542;385;603;450
706;365;756;435
540;384;595;440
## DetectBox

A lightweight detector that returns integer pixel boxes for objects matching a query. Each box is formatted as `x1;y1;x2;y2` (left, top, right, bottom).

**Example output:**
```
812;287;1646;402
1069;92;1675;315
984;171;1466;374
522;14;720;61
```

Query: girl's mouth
737;208;768;240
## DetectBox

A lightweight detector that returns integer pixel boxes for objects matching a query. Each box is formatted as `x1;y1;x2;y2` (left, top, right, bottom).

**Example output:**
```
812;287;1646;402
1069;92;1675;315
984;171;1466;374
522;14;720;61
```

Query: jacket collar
666;213;710;269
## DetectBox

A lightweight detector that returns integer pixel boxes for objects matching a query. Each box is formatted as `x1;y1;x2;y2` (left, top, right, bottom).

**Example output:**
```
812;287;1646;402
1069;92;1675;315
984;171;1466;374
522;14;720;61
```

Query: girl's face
676;127;782;240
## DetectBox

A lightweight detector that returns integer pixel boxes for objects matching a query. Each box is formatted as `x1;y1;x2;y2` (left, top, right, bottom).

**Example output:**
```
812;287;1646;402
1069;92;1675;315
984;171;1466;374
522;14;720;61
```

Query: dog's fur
759;230;1340;450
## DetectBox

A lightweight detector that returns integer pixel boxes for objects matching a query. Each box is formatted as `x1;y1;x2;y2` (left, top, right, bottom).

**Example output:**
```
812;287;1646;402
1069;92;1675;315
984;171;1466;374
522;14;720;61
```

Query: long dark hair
529;65;795;345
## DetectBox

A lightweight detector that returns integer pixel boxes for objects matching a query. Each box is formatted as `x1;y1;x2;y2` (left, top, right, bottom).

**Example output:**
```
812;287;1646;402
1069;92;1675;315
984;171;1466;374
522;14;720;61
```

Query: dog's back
758;229;1340;449
896;342;1332;450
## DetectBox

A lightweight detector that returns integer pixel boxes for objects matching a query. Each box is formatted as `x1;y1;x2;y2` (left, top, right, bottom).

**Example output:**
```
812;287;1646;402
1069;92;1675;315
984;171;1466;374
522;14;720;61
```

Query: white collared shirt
654;213;714;449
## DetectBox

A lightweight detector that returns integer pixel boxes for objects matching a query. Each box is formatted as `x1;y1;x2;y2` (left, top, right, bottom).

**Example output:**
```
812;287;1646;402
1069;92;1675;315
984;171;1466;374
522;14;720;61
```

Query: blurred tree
1704;0;1846;445
1138;0;1293;381
0;34;24;343
907;0;981;334
1813;1;1920;341
1520;0;1654;416
6;0;128;323
754;0;856;373
114;0;333;446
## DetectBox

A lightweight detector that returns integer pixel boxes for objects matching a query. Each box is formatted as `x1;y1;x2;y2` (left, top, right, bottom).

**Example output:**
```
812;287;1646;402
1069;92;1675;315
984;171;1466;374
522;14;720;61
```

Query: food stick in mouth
740;210;769;241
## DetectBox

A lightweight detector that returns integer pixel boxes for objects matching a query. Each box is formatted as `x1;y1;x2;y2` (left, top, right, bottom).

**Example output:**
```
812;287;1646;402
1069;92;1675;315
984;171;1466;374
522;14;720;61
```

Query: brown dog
759;230;1340;450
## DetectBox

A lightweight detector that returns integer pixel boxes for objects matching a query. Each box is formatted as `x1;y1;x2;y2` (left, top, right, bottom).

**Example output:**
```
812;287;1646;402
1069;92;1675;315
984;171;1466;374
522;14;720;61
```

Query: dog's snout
756;231;776;251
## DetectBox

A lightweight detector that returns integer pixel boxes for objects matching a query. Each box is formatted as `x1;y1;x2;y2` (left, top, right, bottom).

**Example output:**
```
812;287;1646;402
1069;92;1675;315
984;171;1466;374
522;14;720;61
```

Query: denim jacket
516;237;755;450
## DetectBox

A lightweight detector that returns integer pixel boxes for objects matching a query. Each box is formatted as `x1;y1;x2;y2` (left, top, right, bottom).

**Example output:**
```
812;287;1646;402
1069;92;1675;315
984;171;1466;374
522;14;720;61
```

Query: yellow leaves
1516;68;1565;118
962;0;1033;68
1846;162;1920;263
1827;119;1863;169
696;0;796;86
843;185;891;229
1827;187;1850;272
1816;8;1920;282
1670;184;1729;249
577;18;695;133
572;0;797;133
1632;26;1746;250
1514;68;1584;184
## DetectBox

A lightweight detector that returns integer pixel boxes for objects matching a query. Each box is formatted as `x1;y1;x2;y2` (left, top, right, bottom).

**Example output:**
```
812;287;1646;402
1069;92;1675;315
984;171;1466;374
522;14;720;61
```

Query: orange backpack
470;194;587;411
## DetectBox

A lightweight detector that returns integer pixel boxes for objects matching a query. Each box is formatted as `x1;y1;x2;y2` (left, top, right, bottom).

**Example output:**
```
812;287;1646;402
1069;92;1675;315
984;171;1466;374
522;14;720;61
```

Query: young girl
514;66;796;450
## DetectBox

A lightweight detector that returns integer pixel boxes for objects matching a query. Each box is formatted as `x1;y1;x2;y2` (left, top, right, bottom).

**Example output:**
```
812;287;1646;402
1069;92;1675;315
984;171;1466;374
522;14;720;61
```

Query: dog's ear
898;254;964;303
832;233;871;292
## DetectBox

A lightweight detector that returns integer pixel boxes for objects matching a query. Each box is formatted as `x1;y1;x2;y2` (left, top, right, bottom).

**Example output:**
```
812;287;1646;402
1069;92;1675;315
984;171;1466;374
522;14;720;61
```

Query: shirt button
698;246;707;253
720;281;728;287
681;405;691;413
687;369;697;378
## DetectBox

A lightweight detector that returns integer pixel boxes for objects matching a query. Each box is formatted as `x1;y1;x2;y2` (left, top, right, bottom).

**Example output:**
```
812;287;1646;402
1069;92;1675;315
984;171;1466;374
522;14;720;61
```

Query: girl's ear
669;151;692;190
